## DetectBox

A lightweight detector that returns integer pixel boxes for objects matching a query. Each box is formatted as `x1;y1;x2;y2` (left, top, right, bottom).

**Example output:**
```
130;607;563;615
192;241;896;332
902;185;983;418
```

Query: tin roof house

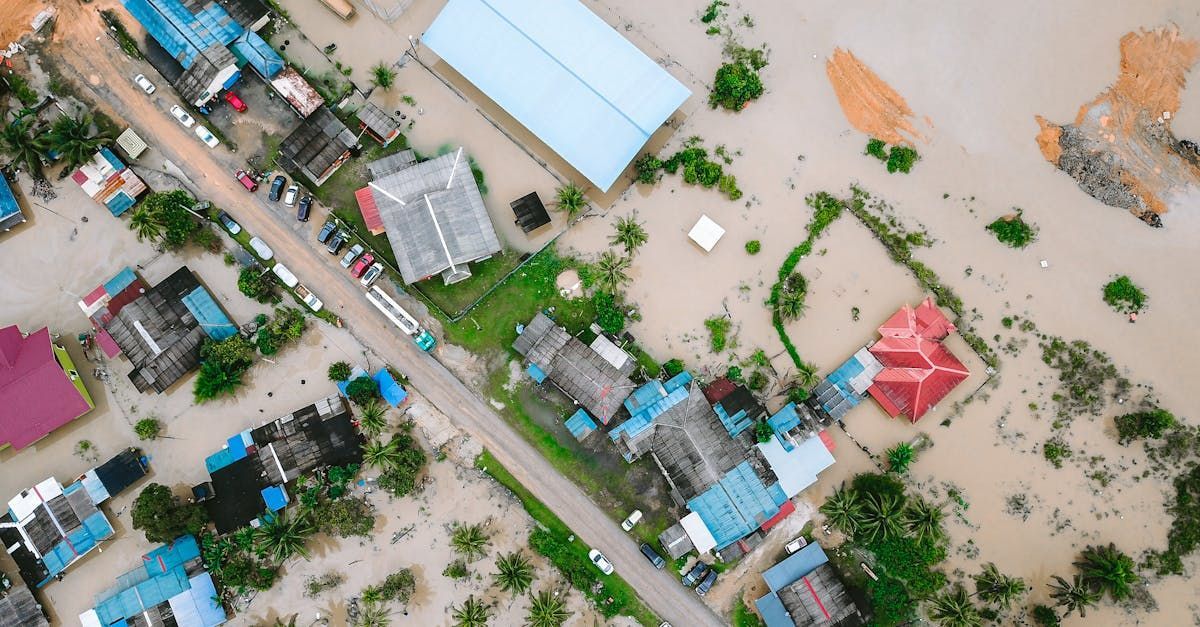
0;325;95;450
278;106;358;185
0;583;48;627
70;148;147;217
0;479;115;588
866;298;970;422
755;542;865;627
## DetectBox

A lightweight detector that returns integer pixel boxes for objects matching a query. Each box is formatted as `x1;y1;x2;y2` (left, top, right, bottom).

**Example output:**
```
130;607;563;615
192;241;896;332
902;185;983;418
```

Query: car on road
249;236;274;260
217;211;241;235
268;175;287;202
234;169;258;192
317;221;336;244
283;184;299;207
134;74;155;94
359;262;384;287
639;543;665;569
681;561;710;587
297;195;313;222
695;569;717;596
223;91;247;112
169;105;194;128
194;126;219;148
351;253;375;278
621;510;642;532
785;536;809;555
340;243;364;268
587;549;614;575
326;230;348;255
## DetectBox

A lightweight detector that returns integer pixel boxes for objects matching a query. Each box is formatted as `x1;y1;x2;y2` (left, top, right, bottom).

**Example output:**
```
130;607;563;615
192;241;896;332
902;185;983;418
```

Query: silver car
340;243;364;268
134;74;155;94
359;263;384;287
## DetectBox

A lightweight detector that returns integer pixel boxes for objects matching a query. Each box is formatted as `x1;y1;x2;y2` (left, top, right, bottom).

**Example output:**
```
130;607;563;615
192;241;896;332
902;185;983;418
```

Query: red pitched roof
354;187;387;235
703;377;737;405
0;326;93;449
878;297;955;341
868;299;969;422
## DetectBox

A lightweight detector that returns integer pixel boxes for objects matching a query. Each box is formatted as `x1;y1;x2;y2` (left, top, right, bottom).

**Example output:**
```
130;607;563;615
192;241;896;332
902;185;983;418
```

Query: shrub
1102;276;1147;314
745;240;761;255
886;443;915;474
238;267;275;303
709;61;764;110
377;569;415;603
194;335;256;403
787;386;810;403
313;496;375;537
755;421;773;443
986;212;1037;248
1043;437;1072;469
346;375;380;405
327;361;352;382
865;138;888;160
700;0;727;23
663;358;685;378
747;370;768;391
304;571;345;597
593;292;625;335
443;559;469;579
376;432;427;497
1031;605;1060;627
1114;408;1176;444
131;483;210;543
134;418;162;441
633;153;662;184
705;316;732;352
1001;316;1014;328
886;146;919;173
718;174;742;199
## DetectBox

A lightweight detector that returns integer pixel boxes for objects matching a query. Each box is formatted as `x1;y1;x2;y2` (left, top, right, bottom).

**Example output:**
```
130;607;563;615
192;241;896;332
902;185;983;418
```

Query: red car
224;91;247;112
234;169;258;191
351;253;375;278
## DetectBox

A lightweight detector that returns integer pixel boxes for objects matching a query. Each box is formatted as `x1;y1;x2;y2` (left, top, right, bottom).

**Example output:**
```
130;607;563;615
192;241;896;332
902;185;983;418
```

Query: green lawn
475;450;660;627
733;595;766;627
411;249;524;317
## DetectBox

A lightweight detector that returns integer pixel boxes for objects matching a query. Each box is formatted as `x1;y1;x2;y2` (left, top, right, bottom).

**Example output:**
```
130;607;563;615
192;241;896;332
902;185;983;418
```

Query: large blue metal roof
181;286;237;340
687;461;781;549
423;0;691;191
762;542;830;592
231;30;284;79
122;0;243;69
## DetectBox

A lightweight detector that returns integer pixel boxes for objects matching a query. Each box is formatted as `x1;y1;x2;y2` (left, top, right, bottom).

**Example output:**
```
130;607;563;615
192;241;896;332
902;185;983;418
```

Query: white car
283;184;299;207
194;125;219;148
588;549;614;575
621;510;642;532
169;105;195;128
271;263;299;289
359;263;384;287
249;236;273;260
784;536;809;555
134;74;155;94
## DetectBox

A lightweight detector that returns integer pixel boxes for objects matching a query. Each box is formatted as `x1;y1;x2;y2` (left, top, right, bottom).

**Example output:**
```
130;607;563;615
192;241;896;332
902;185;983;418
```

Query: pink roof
355;187;386;235
0;326;92;449
868;299;969;422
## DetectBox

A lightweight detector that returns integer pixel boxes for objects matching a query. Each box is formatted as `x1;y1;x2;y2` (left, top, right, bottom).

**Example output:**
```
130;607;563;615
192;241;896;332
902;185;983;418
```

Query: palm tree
354;600;391;627
594;251;631;294
610;214;648;255
450;523;490;561
47;114;112;169
1048;574;1100;618
793;361;820;390
492;551;533;595
819;484;862;535
358;401;389;437
128;205;165;242
253;510;315;563
0;118;48;177
363;437;402;471
973;562;1026;608
554;183;587;218
1075;543;1138;600
859;492;905;542
903;497;945;544
264;615;298;627
926;585;982;627
451;595;490;627
886;442;915;474
775;286;807;320
370;63;397;91
526;589;570;627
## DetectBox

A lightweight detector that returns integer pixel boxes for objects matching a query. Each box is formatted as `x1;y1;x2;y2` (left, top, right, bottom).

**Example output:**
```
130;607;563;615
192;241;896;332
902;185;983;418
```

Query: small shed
511;191;551;233
357;102;402;146
116;128;148;160
564;408;597;441
688;214;725;252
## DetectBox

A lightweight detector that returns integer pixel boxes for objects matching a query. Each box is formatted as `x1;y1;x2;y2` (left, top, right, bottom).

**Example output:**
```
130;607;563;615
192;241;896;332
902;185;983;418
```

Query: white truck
364;285;436;351
295;284;323;312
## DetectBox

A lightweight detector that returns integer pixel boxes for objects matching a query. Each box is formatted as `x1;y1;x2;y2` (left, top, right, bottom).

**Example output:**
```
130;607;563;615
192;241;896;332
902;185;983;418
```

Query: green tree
754;420;774;443
134;418;162;441
451;596;490;627
140;190;200;250
363;437;403;471
0;118;47;177
128;204;165;242
633;153;662;184
925;585;981;627
358;401;389;437
313;496;375;537
903;497;945;544
1101;275;1146;314
662;358;685;377
370;63;397;91
592;291;625;335
594;251;631;295
526;589;570;627
492;551;533;595
376;433;426;497
253;510;315;563
1114;408;1176;444
328;361;352;382
1031;604;1060;627
346;376;380;405
886;442;915;474
1048;574;1100;618
745;240;761;255
859;492;905;542
194;359;245;402
775;273;808;321
866;138;888;160
553;183;587;218
709;61;764;110
239;267;276;303
450;523;490;562
354;600;391;627
886;146;919;173
1075;543;1138;600
819;484;862;535
973;562;1026;609
46;114;113;169
610;214;648;255
131;483;210;543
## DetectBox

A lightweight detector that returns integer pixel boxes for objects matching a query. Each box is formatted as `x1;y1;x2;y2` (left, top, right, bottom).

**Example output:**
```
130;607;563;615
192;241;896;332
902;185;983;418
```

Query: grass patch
985;211;1037;248
475;451;659;627
1102;275;1147;314
732;595;765;627
704;316;732;352
411;250;524;317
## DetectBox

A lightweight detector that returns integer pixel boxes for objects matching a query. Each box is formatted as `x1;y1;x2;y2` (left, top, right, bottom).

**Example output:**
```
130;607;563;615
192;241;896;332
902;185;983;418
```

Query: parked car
223;91;247;112
217;211;241;235
169;105;194;128
249;237;273;260
271;263;299;289
234;169;258;192
359;262;384;287
268;175;287;202
317;221;337;244
587;549;614;575
639;543;665;569
283;184;299;207
621;510;642;532
340;243;364;268
296;284;323;312
194;126;219;148
297;195;313;222
784;536;809;555
351;253;375;278
682;562;710;587
695;569;718;596
326;230;348;254
134;74;155;94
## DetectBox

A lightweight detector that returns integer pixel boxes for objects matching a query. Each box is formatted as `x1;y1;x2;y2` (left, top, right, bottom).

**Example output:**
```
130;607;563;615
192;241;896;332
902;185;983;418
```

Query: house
811;348;884;421
0;325;94;450
0;477;115;588
76;448;150;505
0;174;27;232
357;102;403;146
278;106;358;186
78;266;237;394
0;582;48;627
866;298;970;422
354;148;501;284
755;543;865;627
422;0;691;192
193;394;362;534
70;148;147;216
270;67;325;118
513;313;636;425
78;535;227;627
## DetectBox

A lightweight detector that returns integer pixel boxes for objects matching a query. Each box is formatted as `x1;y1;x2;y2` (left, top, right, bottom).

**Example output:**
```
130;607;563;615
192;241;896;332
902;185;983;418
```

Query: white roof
8;478;63;521
589;333;631;371
757;435;837;499
688;214;725;252
116;128;148;159
680;511;718;554
79;610;103;627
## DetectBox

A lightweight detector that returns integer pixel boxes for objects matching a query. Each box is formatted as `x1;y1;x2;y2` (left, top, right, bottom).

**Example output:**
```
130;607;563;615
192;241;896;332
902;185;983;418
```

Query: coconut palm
775;286;807;321
793;361;820;390
610;214;648;255
594;251;631;295
253;510;315;563
354;600;391;627
492;551;533;595
0;118;48;177
358;401;389;437
1075;543;1138;600
859;492;905;542
526;589;570;627
819;484;862;535
903;497;945;544
973;562;1026;608
370;63;397;91
1048;574;1100;618
926;585;982;627
128;205;165;242
451;595;490;627
47;114;112;169
363;437;402;471
554;183;587;218
450;523;490;561
886;442;915;474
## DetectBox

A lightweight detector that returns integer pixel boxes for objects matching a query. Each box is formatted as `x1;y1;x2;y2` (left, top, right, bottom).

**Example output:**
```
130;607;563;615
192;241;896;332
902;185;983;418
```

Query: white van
271;263;299;288
249;237;273;260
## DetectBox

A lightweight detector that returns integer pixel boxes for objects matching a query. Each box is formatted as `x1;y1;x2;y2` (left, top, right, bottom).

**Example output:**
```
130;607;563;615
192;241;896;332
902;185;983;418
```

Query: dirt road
44;1;720;624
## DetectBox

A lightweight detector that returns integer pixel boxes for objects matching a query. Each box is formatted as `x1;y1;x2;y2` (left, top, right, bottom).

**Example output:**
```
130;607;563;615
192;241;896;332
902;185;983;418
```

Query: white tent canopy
688;214;725;252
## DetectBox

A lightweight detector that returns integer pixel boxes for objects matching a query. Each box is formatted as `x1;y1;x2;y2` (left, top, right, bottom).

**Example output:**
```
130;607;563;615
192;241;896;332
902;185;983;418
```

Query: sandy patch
0;1;47;45
825;48;926;146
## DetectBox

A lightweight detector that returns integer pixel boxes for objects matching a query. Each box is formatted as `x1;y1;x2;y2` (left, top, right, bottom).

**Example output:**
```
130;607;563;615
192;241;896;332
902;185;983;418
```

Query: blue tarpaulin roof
0;175;20;221
373;369;408;407
526;362;547;383
564;408;597;440
182;286;237;340
260;485;288;511
122;0;243;69
92;537;225;627
687;461;781;550
103;267;139;298
755;591;792;627
423;0;691;192
762;542;829;592
169;573;227;627
231;30;284;78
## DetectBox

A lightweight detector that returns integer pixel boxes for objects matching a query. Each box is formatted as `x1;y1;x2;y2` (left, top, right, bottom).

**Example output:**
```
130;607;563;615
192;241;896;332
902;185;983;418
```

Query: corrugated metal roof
564;408;597;440
687;460;780;549
423;0;690;191
231;29;283;78
122;0;243;69
181;286;236;340
762;542;829;592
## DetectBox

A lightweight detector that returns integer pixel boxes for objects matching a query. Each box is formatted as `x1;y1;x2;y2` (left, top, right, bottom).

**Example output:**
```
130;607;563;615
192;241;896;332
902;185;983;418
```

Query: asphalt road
53;3;724;625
